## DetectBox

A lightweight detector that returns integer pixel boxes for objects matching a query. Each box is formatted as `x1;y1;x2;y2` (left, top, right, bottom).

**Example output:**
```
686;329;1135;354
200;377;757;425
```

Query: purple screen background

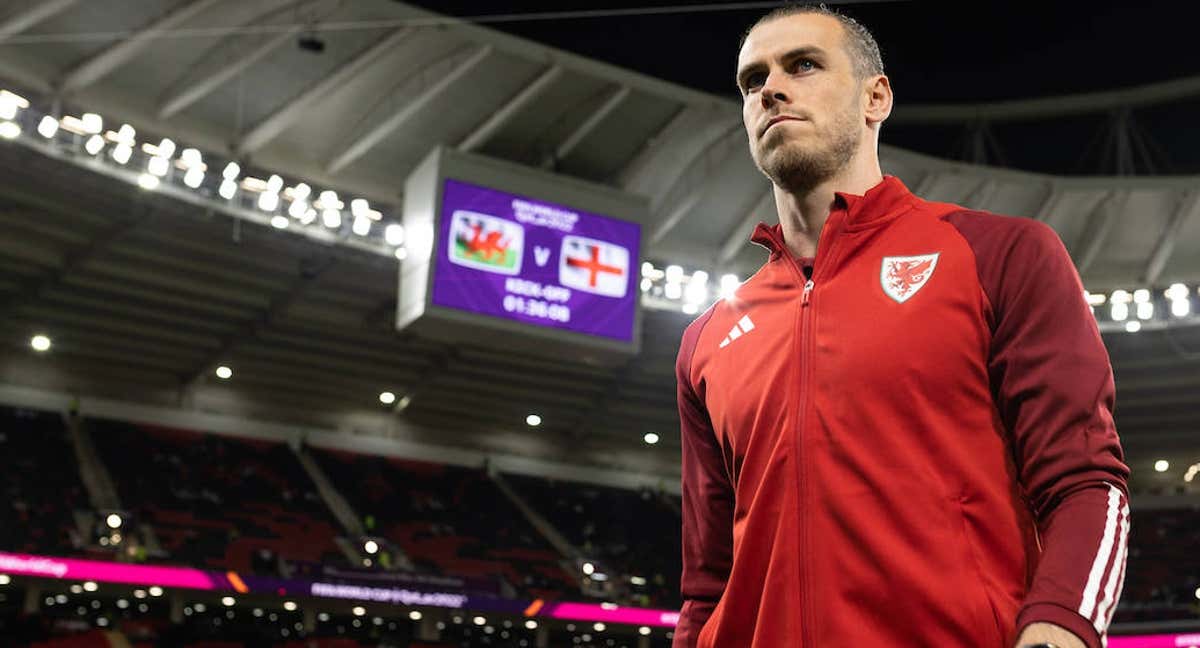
431;179;640;343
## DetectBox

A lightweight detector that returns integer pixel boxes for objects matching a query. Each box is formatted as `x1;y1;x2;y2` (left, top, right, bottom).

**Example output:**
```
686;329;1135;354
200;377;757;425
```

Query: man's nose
760;73;788;107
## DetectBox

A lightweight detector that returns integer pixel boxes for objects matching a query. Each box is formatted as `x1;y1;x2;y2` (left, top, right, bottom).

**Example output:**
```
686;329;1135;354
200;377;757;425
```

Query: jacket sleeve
979;219;1131;648
672;313;734;648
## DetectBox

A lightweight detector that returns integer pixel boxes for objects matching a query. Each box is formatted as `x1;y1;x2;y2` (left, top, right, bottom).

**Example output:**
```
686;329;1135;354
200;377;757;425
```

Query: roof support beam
0;0;78;42
326;46;492;174
180;256;336;392
1076;190;1129;275
236;27;414;155
649;192;702;245
554;85;630;162
645;124;743;245
58;0;225;95
718;188;773;266
457;64;562;153
158;23;302;118
1143;189;1200;284
1034;184;1062;222
613;104;692;188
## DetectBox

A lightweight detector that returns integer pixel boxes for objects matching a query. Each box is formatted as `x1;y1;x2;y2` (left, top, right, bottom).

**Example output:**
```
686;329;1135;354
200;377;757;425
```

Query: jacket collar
750;175;916;255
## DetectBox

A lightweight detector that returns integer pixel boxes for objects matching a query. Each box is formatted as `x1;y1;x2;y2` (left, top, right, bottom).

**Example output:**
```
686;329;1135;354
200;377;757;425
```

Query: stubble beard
753;108;861;195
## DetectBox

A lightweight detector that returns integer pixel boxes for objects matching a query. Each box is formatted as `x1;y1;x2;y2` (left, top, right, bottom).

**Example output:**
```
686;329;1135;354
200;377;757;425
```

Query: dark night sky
402;0;1200;174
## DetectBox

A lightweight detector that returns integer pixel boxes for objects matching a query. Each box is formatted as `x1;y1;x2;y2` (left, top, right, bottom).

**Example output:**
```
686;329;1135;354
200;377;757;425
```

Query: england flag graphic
559;235;629;298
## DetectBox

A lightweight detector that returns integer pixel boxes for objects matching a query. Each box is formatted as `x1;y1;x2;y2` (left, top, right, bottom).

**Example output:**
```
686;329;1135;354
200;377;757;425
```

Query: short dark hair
739;3;884;80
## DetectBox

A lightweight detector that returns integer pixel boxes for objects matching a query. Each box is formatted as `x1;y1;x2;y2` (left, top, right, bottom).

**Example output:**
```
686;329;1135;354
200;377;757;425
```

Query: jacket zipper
775;217;844;648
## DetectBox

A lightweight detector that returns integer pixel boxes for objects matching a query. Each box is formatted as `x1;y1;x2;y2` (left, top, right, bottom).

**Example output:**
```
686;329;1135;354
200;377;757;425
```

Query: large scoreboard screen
397;148;646;361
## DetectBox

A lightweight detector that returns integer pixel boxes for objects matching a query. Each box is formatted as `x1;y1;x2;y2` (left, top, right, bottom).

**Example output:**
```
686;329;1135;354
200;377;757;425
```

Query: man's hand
1013;621;1086;648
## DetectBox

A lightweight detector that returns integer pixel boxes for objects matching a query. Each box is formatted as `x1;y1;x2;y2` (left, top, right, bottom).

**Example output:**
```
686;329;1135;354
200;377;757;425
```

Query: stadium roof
0;0;1196;491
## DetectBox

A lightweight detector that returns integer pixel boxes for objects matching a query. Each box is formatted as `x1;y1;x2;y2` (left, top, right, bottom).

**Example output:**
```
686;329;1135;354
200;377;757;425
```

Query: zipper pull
802;279;814;306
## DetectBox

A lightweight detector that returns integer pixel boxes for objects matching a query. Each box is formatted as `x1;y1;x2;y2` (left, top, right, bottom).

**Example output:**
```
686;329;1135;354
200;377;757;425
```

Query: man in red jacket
674;6;1129;648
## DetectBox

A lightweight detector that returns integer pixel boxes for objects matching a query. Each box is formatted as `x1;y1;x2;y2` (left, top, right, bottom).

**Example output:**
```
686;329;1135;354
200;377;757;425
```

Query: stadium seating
311;448;579;600
503;473;683;608
0;406;87;556
88;420;348;574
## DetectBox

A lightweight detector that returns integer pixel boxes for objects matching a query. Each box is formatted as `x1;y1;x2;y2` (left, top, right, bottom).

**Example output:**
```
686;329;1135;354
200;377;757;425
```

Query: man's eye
795;59;815;72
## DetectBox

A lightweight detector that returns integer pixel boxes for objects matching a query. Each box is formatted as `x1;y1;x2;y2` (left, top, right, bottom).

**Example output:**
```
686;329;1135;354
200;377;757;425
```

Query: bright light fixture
322;209;341;229
259;192;280;212
379;391;396;405
105;514;122;529
218;179;237;199
526;414;541;427
183;167;204;188
83;581;98;592
1124;321;1141;333
384;223;405;246
0;574;10;585
352;214;371;236
283;601;297;611
148;587;163;597
30;334;51;352
111;143;132;165
644;432;660;445
137;173;159;190
222;596;235;607
215;365;232;380
1154;459;1169;472
409;610;422;620
594;622;606;632
85;135;105;155
473;616;486;626
582;562;594;575
37;116;58;138
0;121;20;139
525;619;538;629
352;606;365;616
364;540;379;554
639;626;651;635
270;215;288;229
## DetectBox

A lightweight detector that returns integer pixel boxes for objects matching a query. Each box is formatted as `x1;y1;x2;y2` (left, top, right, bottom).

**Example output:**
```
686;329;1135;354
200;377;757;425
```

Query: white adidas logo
718;315;755;349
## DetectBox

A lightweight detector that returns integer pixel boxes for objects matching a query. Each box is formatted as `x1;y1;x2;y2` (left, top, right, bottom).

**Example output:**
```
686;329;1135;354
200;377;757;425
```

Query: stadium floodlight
1084;291;1106;306
318;190;341;209
111;143;132;165
1154;459;1169;472
147;156;169;177
525;620;538;629
0;121;20;139
352;606;365;617
526;413;542;427
156;138;176;158
137;174;159;190
665;264;683;283
1195;587;1200;601
643;432;659;445
639;626;652;635
37;116;58;138
364;540;379;554
1124;321;1140;333
640;278;652;293
85;134;105;155
0;90;26;120
83;581;98;592
218;179;237;200
394;247;408;261
321;208;341;229
115;124;135;143
180;148;202;167
133;590;146;599
291;182;311;200
664;282;682;300
1133;289;1150;303
719;274;741;299
582;562;594;575
1136;301;1153;320
384;223;405;246
351;198;369;215
288;199;308;219
270;215;288;229
379;391;396;405
1110;302;1128;322
682;303;698;315
258;191;279;212
105;514;122;529
0;574;9;586
283;601;297;611
222;596;235;607
222;162;240;180
352;214;371;236
408;610;422;621
473;616;486;626
266;174;284;194
685;272;709;305
594;622;606;632
215;365;232;379
30;334;51;352
183;167;204;188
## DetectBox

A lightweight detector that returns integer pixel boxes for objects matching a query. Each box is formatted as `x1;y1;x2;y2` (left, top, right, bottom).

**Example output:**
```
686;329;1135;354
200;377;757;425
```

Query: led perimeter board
397;148;646;361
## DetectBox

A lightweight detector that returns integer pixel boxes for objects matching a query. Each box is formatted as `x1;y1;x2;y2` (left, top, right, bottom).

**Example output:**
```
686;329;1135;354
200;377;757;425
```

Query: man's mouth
761;116;805;137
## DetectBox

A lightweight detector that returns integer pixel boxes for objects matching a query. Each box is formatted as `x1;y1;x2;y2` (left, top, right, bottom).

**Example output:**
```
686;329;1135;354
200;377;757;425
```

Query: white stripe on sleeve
1093;495;1130;633
1078;484;1123;621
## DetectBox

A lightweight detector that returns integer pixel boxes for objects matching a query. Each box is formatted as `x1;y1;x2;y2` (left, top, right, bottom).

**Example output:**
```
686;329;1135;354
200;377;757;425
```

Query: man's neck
774;163;883;260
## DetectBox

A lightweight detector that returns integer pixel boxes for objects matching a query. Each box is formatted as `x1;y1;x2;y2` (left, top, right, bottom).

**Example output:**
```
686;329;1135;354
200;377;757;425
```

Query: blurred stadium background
0;1;1196;647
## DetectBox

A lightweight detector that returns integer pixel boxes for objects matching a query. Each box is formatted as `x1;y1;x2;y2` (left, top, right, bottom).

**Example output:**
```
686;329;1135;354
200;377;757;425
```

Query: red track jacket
674;176;1130;648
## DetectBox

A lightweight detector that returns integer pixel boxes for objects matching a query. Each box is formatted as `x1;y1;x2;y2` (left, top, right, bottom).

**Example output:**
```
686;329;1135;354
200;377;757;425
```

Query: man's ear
864;75;893;125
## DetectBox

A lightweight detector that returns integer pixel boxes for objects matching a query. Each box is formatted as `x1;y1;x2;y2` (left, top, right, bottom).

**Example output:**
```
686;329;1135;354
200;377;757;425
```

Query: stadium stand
0;406;87;557
87;419;348;574
503;473;683;609
1115;506;1200;623
310;448;579;601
